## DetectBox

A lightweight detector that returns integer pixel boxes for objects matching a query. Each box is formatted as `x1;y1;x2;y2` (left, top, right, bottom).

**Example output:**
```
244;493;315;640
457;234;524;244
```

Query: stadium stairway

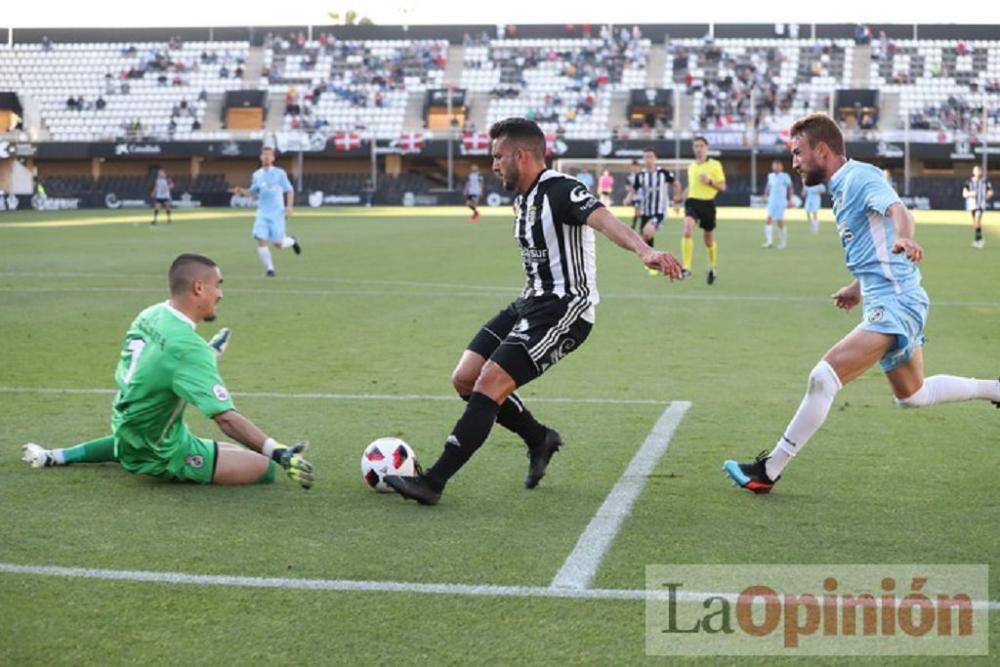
403;91;426;131
242;46;267;89
851;44;871;87
444;44;465;86
646;44;666;87
608;90;629;132
880;92;901;130
466;91;490;131
201;93;225;132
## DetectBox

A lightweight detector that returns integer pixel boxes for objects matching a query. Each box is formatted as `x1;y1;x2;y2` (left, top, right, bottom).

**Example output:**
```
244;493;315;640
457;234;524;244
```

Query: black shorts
641;214;664;230
467;295;593;387
684;199;717;231
154;197;171;207
466;194;480;204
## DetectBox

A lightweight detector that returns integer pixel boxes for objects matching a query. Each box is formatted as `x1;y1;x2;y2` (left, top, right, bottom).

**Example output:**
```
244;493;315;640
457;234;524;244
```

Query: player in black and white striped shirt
385;118;683;505
627;149;681;272
962;165;993;249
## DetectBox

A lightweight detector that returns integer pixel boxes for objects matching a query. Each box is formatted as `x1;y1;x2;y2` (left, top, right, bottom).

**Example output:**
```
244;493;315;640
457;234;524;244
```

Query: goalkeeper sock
256;461;278;484
424;392;500;491
256;246;274;271
682;236;694;270
58;435;117;464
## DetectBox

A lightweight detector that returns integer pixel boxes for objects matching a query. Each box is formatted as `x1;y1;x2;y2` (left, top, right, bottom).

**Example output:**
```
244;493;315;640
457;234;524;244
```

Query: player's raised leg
889;348;1000;409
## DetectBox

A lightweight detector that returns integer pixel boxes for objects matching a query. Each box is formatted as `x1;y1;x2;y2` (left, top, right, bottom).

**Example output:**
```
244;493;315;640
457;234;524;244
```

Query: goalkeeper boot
723;450;779;494
21;443;57;468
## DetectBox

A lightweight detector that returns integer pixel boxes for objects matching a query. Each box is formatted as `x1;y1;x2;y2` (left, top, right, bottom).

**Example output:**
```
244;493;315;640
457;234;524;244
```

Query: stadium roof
6;1;1000;29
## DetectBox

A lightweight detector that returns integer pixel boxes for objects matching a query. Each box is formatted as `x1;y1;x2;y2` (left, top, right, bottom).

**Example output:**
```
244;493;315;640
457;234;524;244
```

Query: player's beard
799;167;823;187
499;164;519;192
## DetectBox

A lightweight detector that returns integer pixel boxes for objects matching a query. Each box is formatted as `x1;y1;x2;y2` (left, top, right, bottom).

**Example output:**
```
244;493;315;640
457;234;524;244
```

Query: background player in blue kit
763;160;793;248
234;146;301;277
724;113;1000;494
802;182;825;234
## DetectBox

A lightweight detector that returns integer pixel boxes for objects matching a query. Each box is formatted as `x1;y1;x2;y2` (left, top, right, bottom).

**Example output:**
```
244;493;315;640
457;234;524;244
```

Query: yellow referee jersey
687;159;725;200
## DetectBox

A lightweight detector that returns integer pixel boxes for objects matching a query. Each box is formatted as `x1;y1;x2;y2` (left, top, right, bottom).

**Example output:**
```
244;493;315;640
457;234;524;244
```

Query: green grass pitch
1;207;997;664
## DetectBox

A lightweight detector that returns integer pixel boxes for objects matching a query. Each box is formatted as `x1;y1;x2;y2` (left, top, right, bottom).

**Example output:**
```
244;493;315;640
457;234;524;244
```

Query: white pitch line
0;285;996;308
1;564;996;610
0;386;669;406
551;401;692;590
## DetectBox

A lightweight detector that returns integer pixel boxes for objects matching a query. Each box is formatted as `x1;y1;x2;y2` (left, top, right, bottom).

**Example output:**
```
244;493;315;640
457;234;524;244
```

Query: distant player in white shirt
465;164;483;223
962;165;993;249
150;169;173;226
763;160;793;248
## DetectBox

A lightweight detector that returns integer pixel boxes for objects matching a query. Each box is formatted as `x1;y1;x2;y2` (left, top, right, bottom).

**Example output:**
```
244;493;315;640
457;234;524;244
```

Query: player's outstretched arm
213;410;314;488
886;202;923;262
585;207;683;279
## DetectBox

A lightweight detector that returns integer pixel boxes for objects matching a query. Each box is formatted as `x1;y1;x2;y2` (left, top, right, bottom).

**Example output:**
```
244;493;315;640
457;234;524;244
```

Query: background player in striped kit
465;164;483;222
630;148;681;275
763;160;794;248
150;168;173;226
384;118;683;505
962;165;993;249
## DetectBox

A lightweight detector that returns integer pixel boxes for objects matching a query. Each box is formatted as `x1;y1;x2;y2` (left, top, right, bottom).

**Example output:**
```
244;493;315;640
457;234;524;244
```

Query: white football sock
896;375;1000;408
766;360;842;480
764;225;773;245
810;217;820;234
280;236;296;249
779;226;788;247
52;448;66;465
256;246;274;271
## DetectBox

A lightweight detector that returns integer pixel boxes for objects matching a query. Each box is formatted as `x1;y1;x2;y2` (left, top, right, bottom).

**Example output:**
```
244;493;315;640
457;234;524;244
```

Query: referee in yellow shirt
679;136;726;284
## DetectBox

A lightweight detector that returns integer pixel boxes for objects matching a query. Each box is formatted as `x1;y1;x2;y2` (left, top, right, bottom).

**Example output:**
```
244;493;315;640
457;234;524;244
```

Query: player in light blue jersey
234;146;301;277
763;161;794;248
802;182;825;234
724;113;1000;494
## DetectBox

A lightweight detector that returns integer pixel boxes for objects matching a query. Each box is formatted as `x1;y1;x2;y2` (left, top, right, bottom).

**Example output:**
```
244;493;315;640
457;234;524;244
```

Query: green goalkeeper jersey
111;302;234;463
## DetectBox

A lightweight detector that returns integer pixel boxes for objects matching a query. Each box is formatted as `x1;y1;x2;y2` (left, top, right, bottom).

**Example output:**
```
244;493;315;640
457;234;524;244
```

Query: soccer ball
361;437;417;492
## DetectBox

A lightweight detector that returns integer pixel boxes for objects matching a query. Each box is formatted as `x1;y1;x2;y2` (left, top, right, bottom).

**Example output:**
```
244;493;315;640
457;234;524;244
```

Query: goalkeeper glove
267;441;314;490
208;328;232;357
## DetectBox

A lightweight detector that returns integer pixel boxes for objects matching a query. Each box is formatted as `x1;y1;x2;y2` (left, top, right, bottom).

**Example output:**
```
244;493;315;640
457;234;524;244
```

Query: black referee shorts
684;198;717;231
467;295;593;387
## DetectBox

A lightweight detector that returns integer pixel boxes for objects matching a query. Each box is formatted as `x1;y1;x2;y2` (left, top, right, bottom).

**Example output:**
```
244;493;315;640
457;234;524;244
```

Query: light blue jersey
803;183;825;213
766;171;793;219
829;159;927;371
250;166;293;242
250;166;292;220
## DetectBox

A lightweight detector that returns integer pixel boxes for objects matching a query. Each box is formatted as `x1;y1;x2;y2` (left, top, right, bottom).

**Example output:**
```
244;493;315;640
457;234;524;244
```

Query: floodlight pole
447;83;455;191
982;93;989;176
370;129;377;190
903;109;910;196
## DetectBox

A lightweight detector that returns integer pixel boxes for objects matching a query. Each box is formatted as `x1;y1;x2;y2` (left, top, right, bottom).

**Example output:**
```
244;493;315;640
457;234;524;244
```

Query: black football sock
975;227;983;241
152;209;158;223
166;209;172;222
495;392;547;446
424;392;500;490
647;236;655;248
